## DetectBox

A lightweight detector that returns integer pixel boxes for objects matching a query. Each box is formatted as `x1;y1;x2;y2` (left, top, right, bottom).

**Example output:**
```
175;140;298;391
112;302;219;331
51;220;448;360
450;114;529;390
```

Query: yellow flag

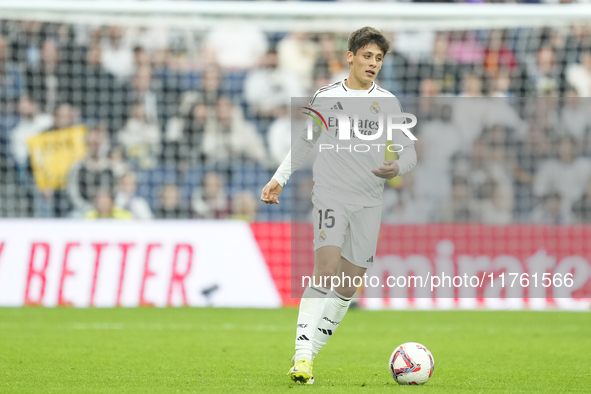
27;126;87;190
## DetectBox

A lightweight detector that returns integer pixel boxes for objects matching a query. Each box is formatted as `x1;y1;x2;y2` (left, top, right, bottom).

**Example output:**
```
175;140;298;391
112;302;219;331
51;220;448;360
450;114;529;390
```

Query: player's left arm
371;105;417;180
371;143;417;180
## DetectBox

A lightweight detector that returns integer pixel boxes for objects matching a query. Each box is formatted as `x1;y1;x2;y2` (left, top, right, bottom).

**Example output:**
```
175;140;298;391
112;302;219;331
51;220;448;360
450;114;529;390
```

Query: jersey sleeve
391;100;417;176
394;141;417;176
272;103;322;187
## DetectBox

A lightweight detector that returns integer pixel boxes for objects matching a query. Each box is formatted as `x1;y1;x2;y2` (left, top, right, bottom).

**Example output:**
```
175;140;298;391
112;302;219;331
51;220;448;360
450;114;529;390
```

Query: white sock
312;289;352;356
294;285;328;362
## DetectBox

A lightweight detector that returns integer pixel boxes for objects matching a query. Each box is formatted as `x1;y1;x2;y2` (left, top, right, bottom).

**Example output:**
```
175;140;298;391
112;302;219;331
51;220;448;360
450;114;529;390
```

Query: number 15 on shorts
318;209;335;229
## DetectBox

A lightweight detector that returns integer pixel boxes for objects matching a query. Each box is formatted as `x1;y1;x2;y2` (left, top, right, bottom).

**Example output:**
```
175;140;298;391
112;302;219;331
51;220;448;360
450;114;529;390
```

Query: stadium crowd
1;20;591;223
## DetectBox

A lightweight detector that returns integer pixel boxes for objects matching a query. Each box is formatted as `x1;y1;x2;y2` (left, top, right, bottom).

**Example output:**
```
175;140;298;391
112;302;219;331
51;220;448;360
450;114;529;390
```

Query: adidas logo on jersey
330;101;343;110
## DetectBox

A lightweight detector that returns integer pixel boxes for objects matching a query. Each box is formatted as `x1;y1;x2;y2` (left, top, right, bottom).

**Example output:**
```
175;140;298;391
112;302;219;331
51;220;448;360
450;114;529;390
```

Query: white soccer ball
388;342;434;385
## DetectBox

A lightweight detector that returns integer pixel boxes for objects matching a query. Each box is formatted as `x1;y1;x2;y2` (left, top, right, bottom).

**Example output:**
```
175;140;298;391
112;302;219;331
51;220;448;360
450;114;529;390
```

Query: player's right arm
261;107;322;204
261;178;283;204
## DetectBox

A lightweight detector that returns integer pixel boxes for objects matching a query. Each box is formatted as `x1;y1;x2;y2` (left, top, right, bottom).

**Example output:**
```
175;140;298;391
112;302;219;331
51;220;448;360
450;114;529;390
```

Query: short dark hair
348;27;390;57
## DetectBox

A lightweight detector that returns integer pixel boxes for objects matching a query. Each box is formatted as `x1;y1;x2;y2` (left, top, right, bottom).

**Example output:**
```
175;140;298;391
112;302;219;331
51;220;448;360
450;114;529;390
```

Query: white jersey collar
342;79;376;94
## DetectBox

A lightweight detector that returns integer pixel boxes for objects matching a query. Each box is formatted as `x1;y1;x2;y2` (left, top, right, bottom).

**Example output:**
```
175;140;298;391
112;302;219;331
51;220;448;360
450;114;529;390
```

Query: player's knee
313;271;335;288
335;285;356;299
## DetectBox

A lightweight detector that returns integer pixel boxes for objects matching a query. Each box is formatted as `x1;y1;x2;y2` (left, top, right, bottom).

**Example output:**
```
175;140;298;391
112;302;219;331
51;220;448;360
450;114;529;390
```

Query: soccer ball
388;342;434;385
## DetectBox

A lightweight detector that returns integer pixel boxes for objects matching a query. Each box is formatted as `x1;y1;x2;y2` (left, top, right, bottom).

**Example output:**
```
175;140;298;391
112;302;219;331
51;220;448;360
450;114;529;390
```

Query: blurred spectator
132;26;171;54
563;23;591;67
375;31;406;94
527;46;565;96
118;103;161;169
313;73;331;92
454;138;488;197
164;94;207;168
267;105;291;168
229;191;258;222
459;73;483;98
572;179;591;223
244;50;303;119
382;168;442;224
418;104;462;173
480;127;515;215
133;46;151;69
79;44;116;124
51;102;80;130
453;74;487;150
489;69;513;97
203;97;267;166
10;21;42;66
0;35;25;113
313;34;347;82
533;135;591;218
25;40;66;114
566;51;591;97
67;125;114;217
191;171;231;219
203;21;268;70
277;32;318;91
394;29;434;64
391;106;458;222
438;176;480;222
9;96;53;177
485;97;528;139
197;66;223;106
153;184;190;219
447;30;484;66
483;29;517;78
479;179;512;225
416;79;442;122
126;65;159;123
101;26;134;81
28;103;80;218
416;32;462;95
84;189;132;220
549;27;568;72
531;192;571;224
419;78;441;97
114;171;152;219
511;126;552;220
109;145;131;179
525;97;559;133
559;89;589;141
152;48;189;123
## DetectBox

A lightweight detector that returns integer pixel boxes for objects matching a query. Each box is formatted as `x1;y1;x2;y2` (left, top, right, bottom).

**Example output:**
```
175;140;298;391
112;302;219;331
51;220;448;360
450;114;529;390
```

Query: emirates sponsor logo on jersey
303;107;417;142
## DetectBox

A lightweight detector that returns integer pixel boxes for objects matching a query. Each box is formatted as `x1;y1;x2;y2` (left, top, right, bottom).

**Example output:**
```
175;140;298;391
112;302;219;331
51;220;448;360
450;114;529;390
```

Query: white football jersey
306;79;415;207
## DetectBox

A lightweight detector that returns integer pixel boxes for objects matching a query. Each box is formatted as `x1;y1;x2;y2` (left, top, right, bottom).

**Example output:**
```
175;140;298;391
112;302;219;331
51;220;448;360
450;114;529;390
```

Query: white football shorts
311;191;382;269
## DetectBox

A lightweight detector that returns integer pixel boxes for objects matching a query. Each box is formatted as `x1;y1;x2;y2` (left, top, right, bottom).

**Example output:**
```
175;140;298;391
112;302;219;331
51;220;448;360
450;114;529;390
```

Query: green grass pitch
0;307;590;393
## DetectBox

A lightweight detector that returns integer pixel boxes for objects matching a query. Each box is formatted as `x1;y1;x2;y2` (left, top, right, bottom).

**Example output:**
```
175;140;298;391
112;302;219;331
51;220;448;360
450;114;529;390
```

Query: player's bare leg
312;246;342;288
290;245;342;384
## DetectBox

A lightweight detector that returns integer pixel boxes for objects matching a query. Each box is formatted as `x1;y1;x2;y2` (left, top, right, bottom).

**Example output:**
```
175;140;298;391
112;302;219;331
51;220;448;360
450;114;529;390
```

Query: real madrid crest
370;101;380;114
319;230;326;242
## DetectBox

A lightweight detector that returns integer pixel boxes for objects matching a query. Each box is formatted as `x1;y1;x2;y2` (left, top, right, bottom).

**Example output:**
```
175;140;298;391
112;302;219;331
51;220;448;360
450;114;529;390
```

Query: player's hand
261;178;283;204
371;160;400;180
